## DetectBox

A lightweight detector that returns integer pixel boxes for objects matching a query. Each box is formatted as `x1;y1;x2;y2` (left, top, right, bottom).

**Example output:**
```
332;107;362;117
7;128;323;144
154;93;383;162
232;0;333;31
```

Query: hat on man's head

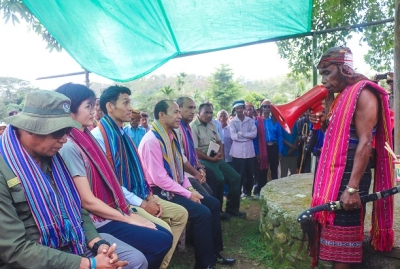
317;46;354;70
4;90;81;135
232;100;245;109
0;122;7;128
131;109;141;120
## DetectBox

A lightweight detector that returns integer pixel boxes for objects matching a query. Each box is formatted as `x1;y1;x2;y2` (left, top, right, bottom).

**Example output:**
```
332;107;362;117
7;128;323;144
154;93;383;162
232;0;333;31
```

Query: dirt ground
170;199;268;269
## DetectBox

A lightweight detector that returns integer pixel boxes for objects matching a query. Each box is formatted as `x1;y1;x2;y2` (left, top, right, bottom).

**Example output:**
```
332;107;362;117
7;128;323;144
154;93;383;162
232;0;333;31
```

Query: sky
0;19;374;90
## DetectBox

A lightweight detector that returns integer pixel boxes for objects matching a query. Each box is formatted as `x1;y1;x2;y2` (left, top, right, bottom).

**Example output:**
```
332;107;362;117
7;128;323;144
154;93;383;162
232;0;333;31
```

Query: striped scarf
256;116;268;170
68;128;130;221
151;120;184;200
98;114;151;199
0;125;86;254
312;80;394;251
179;119;198;168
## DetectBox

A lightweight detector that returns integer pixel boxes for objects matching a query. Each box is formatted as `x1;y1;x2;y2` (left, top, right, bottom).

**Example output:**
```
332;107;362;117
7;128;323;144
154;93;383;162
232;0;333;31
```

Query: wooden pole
312;33;317;86
395;0;400;154
85;70;90;88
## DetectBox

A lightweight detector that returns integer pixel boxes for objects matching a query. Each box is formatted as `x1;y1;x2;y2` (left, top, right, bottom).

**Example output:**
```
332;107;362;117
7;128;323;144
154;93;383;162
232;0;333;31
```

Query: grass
169;198;273;269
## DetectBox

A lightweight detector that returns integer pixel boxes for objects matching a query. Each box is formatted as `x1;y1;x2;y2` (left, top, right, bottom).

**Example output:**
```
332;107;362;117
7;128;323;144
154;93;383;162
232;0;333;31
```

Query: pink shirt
138;130;192;199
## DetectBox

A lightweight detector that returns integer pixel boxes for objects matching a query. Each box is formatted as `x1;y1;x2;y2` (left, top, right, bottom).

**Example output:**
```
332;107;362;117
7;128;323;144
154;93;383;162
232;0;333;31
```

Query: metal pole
395;0;400;154
312;33;317;86
176;18;394;58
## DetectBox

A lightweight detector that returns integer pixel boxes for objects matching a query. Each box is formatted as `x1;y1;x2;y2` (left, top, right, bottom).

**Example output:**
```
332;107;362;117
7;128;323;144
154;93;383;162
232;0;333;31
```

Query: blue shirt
213;119;224;144
281;124;298;157
254;117;283;155
123;125;146;148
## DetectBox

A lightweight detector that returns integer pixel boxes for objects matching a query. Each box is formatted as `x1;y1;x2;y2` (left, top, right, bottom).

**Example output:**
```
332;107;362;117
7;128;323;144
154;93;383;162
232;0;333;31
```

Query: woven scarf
98;114;151;200
179;119;198;168
151;120;184;200
312;80;394;251
256;116;268;170
0;126;86;254
68;128;130;221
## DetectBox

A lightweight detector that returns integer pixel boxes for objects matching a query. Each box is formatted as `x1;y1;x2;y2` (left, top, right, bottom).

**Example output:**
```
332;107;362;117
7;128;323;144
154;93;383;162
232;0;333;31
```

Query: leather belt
267;141;277;146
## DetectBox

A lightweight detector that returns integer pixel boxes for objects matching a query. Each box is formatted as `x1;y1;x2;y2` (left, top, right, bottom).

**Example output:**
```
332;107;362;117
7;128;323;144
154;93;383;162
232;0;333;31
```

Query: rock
259;173;400;269
275;232;288;244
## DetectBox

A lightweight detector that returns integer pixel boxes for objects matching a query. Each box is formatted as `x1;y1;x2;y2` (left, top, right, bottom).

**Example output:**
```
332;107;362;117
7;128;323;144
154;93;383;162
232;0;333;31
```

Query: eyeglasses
50;127;72;139
261;105;270;108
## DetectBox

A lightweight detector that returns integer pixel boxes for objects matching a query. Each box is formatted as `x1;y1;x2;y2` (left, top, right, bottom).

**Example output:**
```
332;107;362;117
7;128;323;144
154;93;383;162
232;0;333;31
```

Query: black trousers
152;187;223;268
254;143;279;195
232;157;255;195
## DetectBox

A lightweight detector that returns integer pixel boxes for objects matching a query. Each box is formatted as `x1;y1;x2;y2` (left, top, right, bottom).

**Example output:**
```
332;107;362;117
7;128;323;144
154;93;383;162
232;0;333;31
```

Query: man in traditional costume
309;47;394;269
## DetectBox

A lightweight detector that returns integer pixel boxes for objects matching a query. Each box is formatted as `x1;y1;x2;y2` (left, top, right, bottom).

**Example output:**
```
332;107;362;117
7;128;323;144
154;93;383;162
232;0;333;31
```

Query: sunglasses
50;127;72;139
261;105;270;108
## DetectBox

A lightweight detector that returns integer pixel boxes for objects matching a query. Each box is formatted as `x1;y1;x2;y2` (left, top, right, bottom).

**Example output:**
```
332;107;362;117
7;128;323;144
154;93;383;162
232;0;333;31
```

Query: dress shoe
227;211;247;219
220;211;231;221
216;253;236;265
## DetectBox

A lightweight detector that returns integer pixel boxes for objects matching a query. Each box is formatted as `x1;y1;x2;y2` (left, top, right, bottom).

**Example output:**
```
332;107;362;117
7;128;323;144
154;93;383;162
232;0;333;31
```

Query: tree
176;72;187;92
159;85;175;98
0;77;39;119
1;0;61;52
207;64;241;112
276;0;395;79
243;92;266;108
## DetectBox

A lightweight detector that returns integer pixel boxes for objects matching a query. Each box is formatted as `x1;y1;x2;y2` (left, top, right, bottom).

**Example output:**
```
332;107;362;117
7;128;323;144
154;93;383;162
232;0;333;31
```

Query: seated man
124;109;146;148
175;97;213;195
191;103;245;218
0;90;146;269
138;100;236;269
57;83;173;269
91;85;188;269
175;97;231;221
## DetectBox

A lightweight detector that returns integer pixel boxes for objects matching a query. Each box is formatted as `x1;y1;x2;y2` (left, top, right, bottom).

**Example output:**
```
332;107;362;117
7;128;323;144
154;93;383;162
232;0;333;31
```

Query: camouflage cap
4;90;81;135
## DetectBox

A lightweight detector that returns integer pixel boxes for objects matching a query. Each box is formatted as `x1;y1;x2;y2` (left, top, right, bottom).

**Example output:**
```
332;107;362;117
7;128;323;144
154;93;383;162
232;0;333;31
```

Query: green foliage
176;72;187;92
0;77;39;119
207;64;242;112
159;85;174;97
270;92;288;105
243;92;266;108
0;0;61;52
277;0;395;78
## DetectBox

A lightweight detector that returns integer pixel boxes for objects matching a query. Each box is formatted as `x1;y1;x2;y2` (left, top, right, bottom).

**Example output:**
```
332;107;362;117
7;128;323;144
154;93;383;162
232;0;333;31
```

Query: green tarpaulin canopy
23;0;313;82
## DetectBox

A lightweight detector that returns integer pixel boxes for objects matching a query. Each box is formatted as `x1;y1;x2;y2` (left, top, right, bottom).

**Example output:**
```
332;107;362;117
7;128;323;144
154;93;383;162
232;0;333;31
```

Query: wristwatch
346;185;359;194
92;239;111;255
187;186;195;192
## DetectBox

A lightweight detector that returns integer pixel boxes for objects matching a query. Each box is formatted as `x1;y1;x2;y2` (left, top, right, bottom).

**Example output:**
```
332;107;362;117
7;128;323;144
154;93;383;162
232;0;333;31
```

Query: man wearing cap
0;90;142;269
308;47;394;268
229;100;257;198
253;99;283;198
124;109;146;148
190;103;245;219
